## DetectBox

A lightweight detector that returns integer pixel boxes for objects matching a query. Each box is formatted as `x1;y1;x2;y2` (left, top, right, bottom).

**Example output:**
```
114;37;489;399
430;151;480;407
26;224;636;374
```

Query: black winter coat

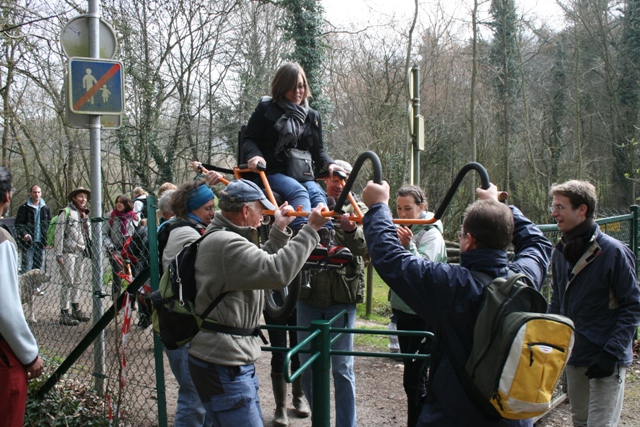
241;97;334;176
14;201;52;249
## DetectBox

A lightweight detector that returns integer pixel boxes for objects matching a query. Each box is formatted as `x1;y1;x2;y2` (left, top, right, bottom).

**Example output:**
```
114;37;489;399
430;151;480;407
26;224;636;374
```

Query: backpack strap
158;220;202;274
193;226;268;342
440;269;526;420
440;318;502;419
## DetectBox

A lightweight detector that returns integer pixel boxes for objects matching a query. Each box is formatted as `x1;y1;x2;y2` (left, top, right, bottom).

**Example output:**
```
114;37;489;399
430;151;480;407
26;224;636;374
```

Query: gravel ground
236;324;640;427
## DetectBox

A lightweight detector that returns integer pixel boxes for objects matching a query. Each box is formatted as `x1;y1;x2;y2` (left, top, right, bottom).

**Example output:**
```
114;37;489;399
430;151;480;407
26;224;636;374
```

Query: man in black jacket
14;185;51;273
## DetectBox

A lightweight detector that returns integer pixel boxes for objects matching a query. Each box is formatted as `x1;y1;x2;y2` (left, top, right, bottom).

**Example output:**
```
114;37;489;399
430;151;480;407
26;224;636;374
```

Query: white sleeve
0;241;39;365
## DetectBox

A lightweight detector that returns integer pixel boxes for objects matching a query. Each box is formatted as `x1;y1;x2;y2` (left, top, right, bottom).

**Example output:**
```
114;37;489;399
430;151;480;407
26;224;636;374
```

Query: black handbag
287;148;314;182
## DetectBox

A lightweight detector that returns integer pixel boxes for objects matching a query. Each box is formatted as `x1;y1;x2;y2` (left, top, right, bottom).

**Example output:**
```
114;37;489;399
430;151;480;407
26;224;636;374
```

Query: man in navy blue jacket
549;180;640;427
361;180;552;427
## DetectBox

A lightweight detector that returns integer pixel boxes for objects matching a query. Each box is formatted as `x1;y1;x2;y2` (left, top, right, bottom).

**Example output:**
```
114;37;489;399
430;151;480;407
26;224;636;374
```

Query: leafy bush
24;357;111;427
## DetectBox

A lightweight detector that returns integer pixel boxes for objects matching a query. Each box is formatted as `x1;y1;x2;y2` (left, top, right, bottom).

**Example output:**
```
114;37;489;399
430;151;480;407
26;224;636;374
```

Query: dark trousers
20;241;45;273
396;311;431;427
263;308;300;374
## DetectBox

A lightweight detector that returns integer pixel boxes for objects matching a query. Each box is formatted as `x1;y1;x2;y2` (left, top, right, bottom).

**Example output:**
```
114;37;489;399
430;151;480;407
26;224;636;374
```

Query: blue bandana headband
187;184;215;212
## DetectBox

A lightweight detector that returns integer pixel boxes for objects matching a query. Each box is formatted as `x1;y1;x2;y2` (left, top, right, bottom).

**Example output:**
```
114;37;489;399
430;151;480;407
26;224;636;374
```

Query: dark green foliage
613;0;640;206
488;0;520;101
280;0;330;114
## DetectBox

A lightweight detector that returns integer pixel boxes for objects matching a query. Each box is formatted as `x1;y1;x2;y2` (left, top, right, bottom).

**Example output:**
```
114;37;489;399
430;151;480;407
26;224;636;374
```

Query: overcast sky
322;0;565;33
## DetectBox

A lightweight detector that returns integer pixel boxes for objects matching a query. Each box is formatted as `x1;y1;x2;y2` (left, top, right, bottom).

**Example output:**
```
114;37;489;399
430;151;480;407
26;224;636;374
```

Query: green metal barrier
263;311;432;427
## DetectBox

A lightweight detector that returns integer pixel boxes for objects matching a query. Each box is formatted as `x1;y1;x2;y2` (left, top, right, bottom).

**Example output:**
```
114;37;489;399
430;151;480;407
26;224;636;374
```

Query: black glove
585;351;618;379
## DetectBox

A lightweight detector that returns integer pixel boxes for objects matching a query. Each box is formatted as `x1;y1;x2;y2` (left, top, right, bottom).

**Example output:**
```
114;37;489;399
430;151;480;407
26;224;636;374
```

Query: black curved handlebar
432;162;490;220
237;162;266;171
333;156;488;221
334;151;383;213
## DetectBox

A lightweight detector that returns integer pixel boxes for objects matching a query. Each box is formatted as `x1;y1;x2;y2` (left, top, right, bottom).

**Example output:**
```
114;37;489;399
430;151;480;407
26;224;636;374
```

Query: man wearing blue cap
188;179;330;427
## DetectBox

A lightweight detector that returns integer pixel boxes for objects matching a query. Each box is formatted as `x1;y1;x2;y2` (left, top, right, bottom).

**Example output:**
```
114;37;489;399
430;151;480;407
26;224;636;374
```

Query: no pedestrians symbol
68;58;124;115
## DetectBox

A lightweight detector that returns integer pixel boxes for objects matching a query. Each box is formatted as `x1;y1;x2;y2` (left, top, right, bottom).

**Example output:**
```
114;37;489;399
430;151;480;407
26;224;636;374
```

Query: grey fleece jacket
188;212;319;366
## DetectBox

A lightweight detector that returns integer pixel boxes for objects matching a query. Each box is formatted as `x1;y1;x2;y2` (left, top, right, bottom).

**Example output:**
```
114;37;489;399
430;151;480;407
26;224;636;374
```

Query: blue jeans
267;173;331;229
165;345;211;427
188;356;263;427
21;241;45;273
297;301;357;427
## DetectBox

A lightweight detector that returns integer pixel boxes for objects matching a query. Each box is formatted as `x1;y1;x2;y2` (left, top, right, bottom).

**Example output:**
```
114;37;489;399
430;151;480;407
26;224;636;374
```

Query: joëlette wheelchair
197;128;497;321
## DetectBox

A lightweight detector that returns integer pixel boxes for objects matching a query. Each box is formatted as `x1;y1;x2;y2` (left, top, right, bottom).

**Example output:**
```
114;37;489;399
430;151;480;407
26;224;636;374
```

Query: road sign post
68;58;124;115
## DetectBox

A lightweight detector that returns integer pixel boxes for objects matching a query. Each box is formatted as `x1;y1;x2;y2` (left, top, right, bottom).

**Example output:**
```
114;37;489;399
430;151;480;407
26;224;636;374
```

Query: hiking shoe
72;303;90;322
326;245;352;266
60;309;79;326
138;315;151;329
311;227;353;267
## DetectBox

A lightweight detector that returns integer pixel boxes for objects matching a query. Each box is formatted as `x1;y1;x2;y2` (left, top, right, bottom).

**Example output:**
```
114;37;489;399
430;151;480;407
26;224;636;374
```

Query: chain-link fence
8;205;638;426
12;214;161;426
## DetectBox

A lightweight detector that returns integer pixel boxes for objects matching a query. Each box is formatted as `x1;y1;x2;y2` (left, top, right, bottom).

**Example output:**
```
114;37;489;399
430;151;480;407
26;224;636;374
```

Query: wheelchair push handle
393;162;505;226
433;162;490;221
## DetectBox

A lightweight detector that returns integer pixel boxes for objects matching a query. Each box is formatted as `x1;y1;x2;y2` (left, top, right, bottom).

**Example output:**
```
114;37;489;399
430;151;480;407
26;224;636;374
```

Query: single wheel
264;270;304;321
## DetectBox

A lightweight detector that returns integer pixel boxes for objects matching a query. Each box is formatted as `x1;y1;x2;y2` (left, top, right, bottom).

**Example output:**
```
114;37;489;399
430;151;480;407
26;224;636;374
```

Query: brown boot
72;303;90;322
272;373;289;427
60;309;79;326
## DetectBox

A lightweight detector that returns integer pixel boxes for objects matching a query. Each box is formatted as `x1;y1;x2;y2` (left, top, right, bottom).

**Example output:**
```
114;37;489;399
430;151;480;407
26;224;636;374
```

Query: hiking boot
60;309;79;326
326;245;353;266
138;314;151;329
71;303;90;322
315;227;353;267
306;245;329;265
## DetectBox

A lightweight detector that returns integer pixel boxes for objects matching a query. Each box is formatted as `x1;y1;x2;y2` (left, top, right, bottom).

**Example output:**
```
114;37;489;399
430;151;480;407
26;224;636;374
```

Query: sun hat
68;186;91;201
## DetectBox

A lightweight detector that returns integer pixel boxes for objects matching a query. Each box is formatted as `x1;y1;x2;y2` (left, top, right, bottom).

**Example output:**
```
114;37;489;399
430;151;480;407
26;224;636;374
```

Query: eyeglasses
549;204;568;214
457;230;466;239
290;82;306;92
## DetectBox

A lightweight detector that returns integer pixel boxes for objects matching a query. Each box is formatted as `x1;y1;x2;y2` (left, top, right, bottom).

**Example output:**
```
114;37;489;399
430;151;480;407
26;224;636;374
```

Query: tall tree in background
488;0;520;194
614;0;640;205
280;0;328;113
549;38;567;187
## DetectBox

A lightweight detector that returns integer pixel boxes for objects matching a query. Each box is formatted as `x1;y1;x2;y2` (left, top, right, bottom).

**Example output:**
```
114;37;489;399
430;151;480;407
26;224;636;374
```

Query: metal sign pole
412;64;421;185
88;0;106;396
